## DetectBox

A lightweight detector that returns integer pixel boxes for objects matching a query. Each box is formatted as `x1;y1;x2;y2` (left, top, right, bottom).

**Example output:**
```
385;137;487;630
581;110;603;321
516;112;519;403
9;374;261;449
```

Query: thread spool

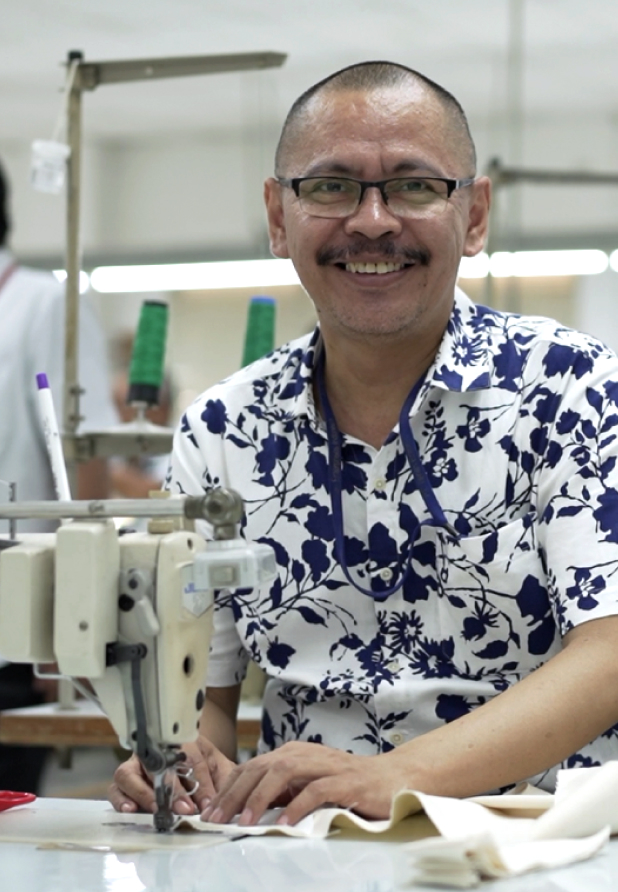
128;300;169;407
241;295;276;367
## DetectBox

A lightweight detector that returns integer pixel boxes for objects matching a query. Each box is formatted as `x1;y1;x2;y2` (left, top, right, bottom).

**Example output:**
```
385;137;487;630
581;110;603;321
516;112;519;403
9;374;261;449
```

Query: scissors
0;791;36;812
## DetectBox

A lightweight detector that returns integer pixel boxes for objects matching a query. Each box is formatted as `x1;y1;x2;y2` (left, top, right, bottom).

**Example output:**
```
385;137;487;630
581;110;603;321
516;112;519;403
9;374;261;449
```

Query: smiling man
110;62;618;827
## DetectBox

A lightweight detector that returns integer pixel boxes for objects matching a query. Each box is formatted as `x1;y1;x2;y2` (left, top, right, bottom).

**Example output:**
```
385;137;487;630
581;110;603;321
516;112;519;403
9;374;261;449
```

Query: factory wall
2;109;618;265
1;106;618;411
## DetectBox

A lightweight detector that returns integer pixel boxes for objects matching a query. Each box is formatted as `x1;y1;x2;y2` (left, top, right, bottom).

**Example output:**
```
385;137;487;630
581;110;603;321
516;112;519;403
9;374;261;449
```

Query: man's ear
462;176;491;257
264;178;290;258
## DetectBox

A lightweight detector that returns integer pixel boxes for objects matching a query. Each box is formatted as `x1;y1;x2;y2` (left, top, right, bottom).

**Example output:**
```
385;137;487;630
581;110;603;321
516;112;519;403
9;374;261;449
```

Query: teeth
345;262;404;274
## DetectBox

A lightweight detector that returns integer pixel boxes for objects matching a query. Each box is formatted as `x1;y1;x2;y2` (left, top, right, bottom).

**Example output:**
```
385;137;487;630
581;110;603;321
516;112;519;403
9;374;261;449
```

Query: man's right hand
108;736;236;815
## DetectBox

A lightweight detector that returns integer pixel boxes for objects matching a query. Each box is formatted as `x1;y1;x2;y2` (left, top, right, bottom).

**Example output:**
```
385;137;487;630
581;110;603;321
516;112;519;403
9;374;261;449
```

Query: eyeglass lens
296;177;452;218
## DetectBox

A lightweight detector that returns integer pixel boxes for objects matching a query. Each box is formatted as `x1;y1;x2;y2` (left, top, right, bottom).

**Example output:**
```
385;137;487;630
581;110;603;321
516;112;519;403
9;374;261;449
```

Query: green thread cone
128;300;169;405
241;296;276;367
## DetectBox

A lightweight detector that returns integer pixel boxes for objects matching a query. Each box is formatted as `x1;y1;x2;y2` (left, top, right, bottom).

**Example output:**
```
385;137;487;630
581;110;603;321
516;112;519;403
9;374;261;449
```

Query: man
0;158;118;792
110;61;618;826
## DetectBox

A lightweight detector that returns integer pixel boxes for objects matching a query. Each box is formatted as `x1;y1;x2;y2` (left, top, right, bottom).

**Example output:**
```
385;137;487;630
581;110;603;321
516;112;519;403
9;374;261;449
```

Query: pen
36;372;72;501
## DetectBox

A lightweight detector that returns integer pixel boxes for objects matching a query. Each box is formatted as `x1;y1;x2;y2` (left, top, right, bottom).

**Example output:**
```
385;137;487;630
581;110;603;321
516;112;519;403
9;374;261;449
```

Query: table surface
0;798;617;892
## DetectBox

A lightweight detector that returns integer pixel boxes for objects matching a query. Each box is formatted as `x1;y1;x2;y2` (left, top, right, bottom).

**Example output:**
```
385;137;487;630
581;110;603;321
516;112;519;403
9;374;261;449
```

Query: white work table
1;798;618;892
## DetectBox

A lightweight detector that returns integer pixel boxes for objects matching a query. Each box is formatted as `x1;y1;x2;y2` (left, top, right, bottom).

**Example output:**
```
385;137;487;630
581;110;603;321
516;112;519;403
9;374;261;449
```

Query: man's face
265;84;490;347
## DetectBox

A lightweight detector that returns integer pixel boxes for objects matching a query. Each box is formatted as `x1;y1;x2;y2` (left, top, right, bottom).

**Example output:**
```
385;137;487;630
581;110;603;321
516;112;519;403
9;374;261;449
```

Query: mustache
317;240;431;267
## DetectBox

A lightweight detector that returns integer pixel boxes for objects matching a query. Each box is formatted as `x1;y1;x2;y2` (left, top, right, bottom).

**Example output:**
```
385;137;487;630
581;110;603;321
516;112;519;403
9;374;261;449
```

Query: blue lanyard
316;351;458;601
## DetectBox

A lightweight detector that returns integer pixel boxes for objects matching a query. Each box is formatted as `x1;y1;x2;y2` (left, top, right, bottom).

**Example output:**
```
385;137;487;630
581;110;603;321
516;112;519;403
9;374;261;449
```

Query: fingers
108;739;241;818
108;755;156;814
171;777;199;816
200;760;264;825
185;739;236;812
199;746;393;828
276;776;362;826
108;753;198;816
201;747;314;826
185;753;218;809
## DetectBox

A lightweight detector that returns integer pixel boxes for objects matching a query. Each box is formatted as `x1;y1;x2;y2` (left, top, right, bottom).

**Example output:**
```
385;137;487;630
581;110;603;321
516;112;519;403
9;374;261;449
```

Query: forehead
285;84;462;177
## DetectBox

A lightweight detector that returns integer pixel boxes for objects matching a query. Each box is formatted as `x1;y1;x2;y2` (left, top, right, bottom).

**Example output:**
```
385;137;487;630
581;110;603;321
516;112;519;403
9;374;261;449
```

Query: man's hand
108;736;236;816
200;741;404;827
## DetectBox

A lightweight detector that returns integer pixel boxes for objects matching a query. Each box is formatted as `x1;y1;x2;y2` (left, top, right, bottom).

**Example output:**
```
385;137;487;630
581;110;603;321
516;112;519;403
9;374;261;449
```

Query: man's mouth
317;242;431;271
344;261;407;275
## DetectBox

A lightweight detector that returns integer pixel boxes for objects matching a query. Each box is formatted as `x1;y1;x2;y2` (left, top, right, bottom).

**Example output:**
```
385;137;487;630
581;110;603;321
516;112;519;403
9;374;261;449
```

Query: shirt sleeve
168;403;250;687
537;345;618;634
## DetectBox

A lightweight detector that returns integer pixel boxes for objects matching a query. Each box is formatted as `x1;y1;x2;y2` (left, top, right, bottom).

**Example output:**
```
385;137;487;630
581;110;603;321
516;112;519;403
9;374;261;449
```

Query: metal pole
59;52;85;715
485;160;618;187
64;51;84;497
0;492;239;523
0;497;188;520
504;0;526;313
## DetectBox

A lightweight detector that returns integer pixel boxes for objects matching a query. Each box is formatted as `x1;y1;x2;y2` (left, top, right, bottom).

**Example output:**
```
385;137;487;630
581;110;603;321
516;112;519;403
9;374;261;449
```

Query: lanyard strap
316;351;456;601
0;262;17;295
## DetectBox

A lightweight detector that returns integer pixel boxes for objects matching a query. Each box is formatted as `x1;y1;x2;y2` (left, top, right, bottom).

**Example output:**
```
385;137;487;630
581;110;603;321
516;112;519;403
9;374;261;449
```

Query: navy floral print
168;289;618;791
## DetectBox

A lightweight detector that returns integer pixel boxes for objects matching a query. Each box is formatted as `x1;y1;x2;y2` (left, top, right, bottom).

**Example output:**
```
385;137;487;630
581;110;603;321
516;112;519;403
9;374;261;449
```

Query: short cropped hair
0;160;9;246
275;60;477;176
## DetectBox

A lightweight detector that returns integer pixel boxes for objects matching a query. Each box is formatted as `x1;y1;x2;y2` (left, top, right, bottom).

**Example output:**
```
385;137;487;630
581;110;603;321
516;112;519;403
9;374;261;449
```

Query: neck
317;333;440;449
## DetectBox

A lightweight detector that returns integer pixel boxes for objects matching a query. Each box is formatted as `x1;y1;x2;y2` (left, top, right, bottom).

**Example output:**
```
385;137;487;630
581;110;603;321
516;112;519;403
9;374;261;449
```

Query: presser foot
153;771;178;833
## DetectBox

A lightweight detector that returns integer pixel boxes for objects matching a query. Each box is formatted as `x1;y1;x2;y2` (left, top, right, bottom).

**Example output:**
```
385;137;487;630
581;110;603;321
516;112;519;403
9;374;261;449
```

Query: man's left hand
199;741;403;826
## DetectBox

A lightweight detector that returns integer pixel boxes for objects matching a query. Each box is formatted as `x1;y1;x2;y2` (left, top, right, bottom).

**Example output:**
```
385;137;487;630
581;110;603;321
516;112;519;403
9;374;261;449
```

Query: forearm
77;458;110;500
198;685;241;761
393;615;618;797
109;463;162;499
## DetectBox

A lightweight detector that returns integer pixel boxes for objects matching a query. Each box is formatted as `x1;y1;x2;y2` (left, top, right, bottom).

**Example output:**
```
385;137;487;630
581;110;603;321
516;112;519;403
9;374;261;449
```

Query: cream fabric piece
406;762;618;887
180;763;618;886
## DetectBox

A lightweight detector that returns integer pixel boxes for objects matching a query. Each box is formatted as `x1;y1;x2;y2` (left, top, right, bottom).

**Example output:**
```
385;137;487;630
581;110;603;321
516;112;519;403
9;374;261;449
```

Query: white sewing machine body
0;492;276;830
0;523;213;754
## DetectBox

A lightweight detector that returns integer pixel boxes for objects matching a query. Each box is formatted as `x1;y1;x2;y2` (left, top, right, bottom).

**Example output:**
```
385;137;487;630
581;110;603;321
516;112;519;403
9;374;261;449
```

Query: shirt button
390;732;405;746
386;660;400;673
374;478;386;490
379;568;393;582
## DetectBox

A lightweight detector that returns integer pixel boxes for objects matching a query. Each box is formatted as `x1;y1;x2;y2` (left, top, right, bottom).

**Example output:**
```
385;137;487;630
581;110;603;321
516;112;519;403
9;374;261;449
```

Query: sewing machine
0;489;276;831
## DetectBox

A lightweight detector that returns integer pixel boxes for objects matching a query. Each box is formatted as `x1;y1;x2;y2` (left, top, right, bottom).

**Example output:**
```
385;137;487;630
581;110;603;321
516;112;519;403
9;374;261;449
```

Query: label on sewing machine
181;564;214;617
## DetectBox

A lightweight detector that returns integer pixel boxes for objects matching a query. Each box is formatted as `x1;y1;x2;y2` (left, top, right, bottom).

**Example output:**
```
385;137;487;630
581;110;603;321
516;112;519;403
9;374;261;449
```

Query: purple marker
36;373;72;501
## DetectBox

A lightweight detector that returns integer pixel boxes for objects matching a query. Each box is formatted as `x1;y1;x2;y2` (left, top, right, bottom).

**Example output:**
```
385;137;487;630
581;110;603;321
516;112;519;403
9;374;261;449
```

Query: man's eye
313;179;348;194
398;179;431;193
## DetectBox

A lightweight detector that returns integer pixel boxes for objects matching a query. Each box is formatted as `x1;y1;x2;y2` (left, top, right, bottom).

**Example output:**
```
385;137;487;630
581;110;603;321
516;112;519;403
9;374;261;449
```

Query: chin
340;318;418;341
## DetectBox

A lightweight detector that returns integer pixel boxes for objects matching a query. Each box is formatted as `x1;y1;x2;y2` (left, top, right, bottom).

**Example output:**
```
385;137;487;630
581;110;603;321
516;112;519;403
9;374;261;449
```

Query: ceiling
3;0;618;147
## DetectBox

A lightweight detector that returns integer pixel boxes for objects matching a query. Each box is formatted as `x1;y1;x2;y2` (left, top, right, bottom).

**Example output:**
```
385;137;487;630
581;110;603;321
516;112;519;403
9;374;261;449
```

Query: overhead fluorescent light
609;250;618;272
53;269;91;293
86;250;611;295
90;258;300;293
458;253;490;278
489;250;608;278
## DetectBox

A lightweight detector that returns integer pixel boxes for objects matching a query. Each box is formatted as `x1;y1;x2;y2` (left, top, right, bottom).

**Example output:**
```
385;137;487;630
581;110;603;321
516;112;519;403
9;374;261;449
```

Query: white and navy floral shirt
169;288;618;790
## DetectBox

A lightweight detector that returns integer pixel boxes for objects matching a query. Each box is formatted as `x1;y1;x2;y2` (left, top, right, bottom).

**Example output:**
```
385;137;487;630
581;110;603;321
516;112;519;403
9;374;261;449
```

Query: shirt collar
269;327;321;422
423;286;492;395
283;287;492;420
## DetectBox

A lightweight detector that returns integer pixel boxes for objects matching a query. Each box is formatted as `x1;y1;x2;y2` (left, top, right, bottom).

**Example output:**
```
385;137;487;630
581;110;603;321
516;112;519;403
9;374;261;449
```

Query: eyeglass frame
276;174;477;217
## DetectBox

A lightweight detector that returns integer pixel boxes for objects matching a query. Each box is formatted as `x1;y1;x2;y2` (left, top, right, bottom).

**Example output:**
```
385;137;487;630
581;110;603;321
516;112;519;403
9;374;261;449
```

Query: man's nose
343;186;403;239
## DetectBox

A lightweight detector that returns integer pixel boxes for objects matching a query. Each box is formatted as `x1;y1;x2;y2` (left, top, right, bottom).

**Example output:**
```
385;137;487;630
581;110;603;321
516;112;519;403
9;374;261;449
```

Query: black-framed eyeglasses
276;175;476;219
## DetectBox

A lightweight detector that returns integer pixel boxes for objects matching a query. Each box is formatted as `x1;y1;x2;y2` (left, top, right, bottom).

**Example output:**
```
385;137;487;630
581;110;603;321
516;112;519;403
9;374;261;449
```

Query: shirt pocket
433;513;560;677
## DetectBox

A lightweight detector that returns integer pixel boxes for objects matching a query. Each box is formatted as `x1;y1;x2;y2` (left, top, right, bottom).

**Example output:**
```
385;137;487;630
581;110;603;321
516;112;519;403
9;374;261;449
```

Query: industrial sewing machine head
0;489;276;831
